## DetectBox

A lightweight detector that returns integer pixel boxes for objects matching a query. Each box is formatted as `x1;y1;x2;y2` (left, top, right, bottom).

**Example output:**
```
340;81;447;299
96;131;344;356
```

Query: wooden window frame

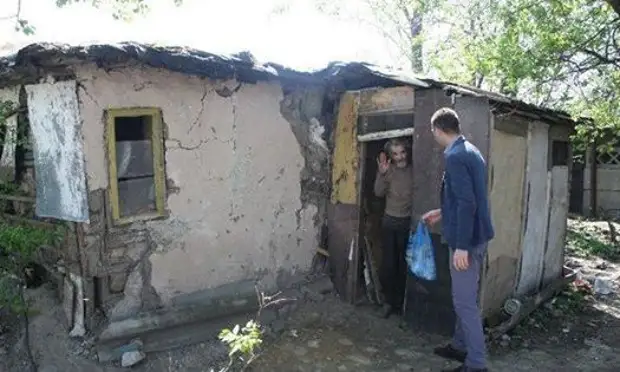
106;107;166;225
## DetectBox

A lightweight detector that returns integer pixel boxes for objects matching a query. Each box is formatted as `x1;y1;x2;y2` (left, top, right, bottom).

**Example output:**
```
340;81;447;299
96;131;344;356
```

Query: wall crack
187;83;209;135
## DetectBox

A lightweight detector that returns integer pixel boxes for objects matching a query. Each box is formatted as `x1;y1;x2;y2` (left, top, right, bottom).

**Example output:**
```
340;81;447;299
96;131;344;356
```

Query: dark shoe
441;365;488;372
433;344;467;363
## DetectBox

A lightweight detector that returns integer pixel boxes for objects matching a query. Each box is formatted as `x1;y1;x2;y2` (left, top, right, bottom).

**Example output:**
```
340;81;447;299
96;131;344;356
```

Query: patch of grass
566;221;619;261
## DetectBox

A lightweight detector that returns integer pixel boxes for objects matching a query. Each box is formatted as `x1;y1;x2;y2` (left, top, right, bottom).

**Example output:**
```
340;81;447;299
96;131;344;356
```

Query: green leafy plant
217;320;263;371
0;222;61;312
211;288;295;372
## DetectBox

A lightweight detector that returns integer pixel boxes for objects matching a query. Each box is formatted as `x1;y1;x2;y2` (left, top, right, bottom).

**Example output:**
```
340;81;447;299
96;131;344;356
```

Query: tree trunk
409;12;424;72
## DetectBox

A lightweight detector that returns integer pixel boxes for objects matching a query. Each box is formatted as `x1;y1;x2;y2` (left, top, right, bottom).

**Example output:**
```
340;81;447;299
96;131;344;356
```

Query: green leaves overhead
315;0;620;149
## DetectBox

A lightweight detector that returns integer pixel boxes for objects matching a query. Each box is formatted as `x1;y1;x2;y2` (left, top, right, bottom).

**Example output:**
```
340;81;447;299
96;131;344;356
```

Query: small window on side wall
106;108;166;223
551;140;570;166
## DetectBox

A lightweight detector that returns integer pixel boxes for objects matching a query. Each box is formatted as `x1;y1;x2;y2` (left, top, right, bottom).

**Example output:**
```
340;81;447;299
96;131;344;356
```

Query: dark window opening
114;115;156;217
551;140;570;166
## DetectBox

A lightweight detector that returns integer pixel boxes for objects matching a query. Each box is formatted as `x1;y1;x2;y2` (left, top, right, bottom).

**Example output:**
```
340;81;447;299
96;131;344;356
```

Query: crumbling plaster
77;64;324;305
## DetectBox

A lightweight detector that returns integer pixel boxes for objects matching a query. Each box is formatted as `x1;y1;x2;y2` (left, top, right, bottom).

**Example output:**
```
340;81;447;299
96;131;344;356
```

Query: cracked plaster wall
77;65;321;305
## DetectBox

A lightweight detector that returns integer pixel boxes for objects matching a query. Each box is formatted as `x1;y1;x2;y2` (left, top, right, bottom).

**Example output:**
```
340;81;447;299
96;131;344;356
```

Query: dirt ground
1;217;619;372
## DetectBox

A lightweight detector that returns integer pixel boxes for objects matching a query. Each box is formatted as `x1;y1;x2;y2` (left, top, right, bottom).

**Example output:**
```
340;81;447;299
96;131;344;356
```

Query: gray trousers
450;244;487;369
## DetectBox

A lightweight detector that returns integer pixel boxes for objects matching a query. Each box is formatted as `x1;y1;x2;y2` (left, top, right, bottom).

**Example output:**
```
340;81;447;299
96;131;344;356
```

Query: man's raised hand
377;152;390;174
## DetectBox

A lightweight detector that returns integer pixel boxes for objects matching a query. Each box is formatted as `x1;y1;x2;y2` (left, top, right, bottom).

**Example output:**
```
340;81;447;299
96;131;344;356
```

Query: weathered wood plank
542;166;569;287
357;128;414;142
493;114;528;137
404;88;455;335
516;121;550;296
454;95;491;159
25;80;89;222
482;129;527;317
331;92;360;205
358;86;414;115
410;88;451;223
329;91;362;301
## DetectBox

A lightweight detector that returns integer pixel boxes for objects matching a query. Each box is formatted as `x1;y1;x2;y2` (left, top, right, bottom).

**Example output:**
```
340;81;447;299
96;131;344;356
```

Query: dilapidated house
324;77;577;335
0;43;335;348
0;42;578;353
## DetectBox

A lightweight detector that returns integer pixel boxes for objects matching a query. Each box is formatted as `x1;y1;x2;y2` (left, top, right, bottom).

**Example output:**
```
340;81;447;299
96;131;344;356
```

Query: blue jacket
441;136;494;252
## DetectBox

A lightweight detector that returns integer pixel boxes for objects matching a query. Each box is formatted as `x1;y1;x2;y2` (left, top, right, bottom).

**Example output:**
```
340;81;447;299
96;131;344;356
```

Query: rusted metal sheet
542;166;569;287
516;121;550;296
25;80;89;222
331;92;360;205
358;86;414;115
482;128;527;317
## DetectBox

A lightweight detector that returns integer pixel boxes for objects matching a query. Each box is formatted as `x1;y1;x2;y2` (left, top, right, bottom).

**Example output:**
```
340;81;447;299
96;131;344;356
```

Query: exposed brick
107;228;149;250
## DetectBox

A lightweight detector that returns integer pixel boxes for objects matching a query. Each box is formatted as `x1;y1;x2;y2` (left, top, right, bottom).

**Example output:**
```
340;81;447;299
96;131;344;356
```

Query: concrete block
99;280;260;343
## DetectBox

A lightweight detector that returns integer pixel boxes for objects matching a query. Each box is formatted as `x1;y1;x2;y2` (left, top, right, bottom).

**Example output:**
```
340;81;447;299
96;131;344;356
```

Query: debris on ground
121;350;146;368
0;218;618;371
593;277;614;295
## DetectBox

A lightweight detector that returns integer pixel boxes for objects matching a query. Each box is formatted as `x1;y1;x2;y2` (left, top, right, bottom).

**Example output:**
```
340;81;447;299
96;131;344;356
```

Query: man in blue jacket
423;107;494;372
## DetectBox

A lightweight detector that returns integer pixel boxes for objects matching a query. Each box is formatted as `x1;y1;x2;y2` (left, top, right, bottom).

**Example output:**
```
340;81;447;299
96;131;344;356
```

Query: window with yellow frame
106;107;166;224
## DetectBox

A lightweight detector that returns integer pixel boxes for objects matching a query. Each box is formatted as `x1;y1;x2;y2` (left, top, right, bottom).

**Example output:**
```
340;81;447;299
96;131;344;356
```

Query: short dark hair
431;108;461;134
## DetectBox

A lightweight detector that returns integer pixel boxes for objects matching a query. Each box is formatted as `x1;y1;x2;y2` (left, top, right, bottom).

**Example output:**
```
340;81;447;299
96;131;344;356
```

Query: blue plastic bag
405;221;437;281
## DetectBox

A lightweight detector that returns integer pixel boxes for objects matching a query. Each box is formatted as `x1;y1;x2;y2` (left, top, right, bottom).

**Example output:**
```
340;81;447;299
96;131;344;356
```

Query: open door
403;91;491;335
328;86;414;303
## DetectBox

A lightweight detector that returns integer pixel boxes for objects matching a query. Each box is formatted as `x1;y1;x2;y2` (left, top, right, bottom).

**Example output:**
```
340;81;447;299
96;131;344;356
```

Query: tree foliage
4;0;183;34
298;0;620;151
455;0;620;151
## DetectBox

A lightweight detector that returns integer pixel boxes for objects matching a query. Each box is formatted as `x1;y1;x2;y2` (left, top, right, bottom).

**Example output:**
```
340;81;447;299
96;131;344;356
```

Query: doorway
354;117;414;310
328;86;415;304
